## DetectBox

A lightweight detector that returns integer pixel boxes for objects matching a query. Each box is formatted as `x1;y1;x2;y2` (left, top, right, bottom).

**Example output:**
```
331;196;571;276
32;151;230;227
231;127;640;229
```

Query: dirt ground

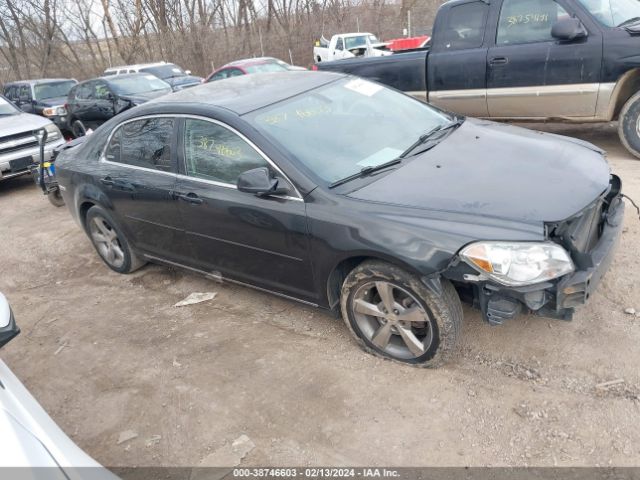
1;122;639;468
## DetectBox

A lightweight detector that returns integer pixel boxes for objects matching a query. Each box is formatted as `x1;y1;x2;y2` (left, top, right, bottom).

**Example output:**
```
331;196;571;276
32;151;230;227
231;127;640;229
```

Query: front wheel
618;91;640;159
340;261;463;367
47;189;65;207
85;205;146;273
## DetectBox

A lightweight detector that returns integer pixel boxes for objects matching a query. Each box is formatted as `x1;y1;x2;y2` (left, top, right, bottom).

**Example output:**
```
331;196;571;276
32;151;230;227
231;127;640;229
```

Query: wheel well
326;256;371;310
78;201;95;229
611;69;640;120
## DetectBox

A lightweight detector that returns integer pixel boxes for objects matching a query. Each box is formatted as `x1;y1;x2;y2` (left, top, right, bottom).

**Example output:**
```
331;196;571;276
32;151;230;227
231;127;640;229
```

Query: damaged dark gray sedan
55;72;625;367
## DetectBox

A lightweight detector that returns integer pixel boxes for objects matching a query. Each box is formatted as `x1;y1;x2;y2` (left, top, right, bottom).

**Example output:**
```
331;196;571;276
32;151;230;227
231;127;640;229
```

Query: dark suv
66;74;172;137
3;79;76;131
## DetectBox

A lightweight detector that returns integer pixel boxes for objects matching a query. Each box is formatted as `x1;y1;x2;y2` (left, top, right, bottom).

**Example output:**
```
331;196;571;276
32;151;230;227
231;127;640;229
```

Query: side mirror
0;293;20;349
237;167;288;196
551;17;587;41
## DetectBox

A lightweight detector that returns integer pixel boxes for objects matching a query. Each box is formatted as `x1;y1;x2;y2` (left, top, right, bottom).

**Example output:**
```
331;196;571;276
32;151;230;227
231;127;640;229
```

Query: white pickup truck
313;33;391;63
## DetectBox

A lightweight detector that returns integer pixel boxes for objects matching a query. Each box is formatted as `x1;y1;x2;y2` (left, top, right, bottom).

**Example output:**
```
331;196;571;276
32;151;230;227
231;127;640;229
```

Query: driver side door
174;117;316;302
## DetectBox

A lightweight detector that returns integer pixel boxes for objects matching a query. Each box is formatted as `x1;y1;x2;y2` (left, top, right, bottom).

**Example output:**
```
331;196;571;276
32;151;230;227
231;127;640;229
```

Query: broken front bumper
449;195;625;325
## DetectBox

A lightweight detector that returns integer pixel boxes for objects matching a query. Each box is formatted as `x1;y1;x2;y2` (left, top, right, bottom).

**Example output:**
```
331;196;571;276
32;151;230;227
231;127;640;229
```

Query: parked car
104;61;202;91
66;73;172;137
204;57;304;83
3;78;77;131
313;33;391;62
0;95;65;183
316;0;640;159
55;72;625;367
0;292;117;477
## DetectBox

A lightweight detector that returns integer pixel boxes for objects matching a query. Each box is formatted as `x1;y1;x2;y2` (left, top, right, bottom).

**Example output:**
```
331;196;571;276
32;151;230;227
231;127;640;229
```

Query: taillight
311;65;318;71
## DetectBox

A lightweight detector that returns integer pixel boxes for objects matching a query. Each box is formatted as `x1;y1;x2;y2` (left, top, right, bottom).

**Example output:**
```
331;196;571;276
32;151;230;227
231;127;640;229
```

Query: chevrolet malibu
55;72;625;367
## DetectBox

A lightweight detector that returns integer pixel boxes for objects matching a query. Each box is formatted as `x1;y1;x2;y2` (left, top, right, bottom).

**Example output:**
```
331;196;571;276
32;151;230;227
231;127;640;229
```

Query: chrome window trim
99;113;303;202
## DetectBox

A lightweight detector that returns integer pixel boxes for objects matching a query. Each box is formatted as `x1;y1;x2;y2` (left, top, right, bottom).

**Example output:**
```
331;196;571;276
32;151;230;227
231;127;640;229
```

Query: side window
95;83;111;100
5;86;15;100
497;0;569;45
183;118;268;185
19;85;32;100
227;68;244;78
442;2;489;50
105;118;174;172
212;70;229;81
336;37;344;50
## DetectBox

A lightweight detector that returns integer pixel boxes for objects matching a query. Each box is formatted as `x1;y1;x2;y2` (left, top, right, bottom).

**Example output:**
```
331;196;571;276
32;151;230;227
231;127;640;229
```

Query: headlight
460;241;574;286
44;123;62;143
42;106;66;117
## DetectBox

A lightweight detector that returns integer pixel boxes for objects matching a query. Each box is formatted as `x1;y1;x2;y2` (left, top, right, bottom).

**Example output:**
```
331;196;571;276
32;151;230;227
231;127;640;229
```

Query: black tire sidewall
618;92;640;159
47;189;65;207
340;261;462;367
72;120;86;138
85;205;135;274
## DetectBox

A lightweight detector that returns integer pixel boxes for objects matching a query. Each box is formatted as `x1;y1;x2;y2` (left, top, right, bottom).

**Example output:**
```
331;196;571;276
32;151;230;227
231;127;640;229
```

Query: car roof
223;57;283;68
145;71;344;115
5;78;75;86
105;62;169;71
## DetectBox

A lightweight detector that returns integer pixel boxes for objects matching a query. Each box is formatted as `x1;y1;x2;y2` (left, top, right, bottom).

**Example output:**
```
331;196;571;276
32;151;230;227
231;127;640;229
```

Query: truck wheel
85;205;146;274
340;260;463;367
47;189;65;207
71;119;86;138
618;91;640;159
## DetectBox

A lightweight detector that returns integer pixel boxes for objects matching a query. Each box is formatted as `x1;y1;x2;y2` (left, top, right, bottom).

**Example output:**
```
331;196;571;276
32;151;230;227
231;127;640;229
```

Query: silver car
0;292;117;479
0;95;65;183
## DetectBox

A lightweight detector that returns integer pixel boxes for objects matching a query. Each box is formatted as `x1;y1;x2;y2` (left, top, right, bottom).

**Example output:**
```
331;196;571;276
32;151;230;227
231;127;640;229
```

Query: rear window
244;63;289;74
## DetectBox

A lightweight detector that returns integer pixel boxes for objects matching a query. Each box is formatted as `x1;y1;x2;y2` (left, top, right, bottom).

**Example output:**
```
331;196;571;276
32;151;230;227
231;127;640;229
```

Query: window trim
100;114;303;201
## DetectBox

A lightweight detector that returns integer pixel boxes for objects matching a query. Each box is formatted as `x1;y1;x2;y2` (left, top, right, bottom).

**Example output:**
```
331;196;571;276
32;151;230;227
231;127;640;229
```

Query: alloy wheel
89;216;125;268
351;281;433;360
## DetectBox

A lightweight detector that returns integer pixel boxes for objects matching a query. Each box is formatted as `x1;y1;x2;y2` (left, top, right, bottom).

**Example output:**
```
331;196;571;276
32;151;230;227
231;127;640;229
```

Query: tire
340;260;462;367
85;205;146;274
71;119;86;139
618;91;640;159
47;188;65;207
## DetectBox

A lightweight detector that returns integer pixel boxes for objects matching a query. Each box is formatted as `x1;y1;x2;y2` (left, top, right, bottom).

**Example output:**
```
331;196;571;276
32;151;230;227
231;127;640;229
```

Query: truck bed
315;49;428;94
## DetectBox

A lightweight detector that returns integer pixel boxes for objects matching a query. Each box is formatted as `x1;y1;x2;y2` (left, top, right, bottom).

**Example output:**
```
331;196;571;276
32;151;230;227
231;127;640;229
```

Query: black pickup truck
316;0;640;158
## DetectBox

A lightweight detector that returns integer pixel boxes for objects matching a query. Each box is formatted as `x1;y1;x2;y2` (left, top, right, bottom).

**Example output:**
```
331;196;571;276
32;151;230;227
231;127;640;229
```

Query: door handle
489;57;509;66
171;191;203;205
100;176;115;186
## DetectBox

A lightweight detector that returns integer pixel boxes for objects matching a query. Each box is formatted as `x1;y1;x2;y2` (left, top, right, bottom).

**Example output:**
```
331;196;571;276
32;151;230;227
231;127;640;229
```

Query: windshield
109;75;172;95
578;0;640;26
345;34;380;49
248;78;451;184
140;64;186;79
0;96;19;115
33;80;76;100
245;63;290;74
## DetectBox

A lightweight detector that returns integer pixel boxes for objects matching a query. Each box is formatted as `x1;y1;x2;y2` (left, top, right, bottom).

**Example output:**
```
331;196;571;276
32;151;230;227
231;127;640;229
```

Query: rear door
174;116;316;301
427;0;491;117
99;116;187;262
486;0;602;117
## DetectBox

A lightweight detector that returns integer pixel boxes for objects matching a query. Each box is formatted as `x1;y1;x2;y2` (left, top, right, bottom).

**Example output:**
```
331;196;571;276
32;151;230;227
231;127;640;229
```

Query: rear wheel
618;91;640;159
71;119;86;138
85;205;145;273
340;260;463;367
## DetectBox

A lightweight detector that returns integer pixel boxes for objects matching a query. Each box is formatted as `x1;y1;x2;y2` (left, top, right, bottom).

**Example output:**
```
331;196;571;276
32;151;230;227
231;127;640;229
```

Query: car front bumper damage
445;189;625;325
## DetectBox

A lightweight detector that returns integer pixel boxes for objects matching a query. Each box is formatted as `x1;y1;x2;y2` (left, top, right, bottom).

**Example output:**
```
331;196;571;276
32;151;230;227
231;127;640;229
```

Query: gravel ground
0;122;639;467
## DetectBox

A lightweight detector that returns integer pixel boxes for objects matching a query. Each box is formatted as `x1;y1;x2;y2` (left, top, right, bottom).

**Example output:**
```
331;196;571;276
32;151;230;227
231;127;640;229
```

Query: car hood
0;112;52;137
347;119;610;224
36;96;67;107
